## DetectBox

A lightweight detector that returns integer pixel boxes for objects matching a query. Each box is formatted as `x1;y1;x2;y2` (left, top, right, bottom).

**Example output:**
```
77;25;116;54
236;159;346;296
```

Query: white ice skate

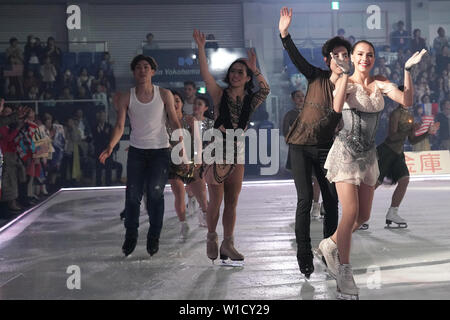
310;202;321;220
180;221;189;241
336;264;359;300
316;237;339;279
358;223;369;230
385;207;407;229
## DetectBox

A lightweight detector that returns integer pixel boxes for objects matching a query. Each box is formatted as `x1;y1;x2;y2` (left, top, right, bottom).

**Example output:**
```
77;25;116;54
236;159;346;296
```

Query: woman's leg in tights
169;178;187;222
222;165;245;238
188;178;208;213
206;183;224;234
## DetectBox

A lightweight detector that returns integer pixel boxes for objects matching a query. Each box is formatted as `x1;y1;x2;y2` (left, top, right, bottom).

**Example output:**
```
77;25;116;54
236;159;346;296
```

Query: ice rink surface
0;179;449;300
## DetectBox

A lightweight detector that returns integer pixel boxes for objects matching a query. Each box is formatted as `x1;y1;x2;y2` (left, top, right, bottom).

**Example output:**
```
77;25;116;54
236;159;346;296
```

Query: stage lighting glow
198;87;206;94
332;1;340;10
209;49;241;71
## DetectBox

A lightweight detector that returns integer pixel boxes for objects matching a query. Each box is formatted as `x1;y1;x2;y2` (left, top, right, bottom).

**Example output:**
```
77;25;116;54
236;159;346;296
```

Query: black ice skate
147;236;159;256
297;253;314;279
122;236;137;257
385;207;407;229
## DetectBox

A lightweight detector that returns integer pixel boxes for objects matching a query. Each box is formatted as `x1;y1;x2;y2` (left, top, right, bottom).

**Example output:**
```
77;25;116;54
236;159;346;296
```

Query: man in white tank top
99;55;184;257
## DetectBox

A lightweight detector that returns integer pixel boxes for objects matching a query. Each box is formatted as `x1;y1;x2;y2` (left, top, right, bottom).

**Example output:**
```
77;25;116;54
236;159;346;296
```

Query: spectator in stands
42;112;65;191
411;28;427;53
436;45;450;74
412;104;433;151
183;81;197;115
77;67;94;92
60;69;76;93
59;86;74;101
391;20;409;52
143;33;159;50
5;84;21;101
435;99;450;150
433;27;450;56
205;34;219;49
44;37;62;70
100;52;115;91
6;37;24;66
391;71;401;86
23;70;41;96
73;108;92;141
27;85;40;101
40;57;57;90
337;28;346;39
33;37;45;62
92;84;108;107
24;36;41;76
0;105;22;212
431;76;449;103
76;86;91;100
91;69;111;93
61;117;82;186
373;57;391;78
92;110;114;186
347;35;356;46
40;90;56;108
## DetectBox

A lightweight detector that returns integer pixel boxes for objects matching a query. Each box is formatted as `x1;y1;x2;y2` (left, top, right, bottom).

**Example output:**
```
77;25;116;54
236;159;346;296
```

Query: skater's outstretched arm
279;7;318;80
379;49;427;107
241;48;270;111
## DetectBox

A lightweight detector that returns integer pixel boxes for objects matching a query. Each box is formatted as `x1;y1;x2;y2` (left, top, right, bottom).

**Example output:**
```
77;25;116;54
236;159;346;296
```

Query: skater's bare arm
99;92;128;164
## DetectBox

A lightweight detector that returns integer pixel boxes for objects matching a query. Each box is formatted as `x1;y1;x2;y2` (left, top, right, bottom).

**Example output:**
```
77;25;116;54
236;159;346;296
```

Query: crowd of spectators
0;35;120;219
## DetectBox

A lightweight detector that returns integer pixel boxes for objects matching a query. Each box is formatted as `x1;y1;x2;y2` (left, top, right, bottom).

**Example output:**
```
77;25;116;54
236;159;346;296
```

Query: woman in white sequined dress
321;41;426;299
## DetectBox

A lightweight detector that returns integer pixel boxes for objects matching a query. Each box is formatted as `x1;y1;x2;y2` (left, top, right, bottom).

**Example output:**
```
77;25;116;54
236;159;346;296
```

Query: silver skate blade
385;224;408;229
336;292;359;300
220;260;244;267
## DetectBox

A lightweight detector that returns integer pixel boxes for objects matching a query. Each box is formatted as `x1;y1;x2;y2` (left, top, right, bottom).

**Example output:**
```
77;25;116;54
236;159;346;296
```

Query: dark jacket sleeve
280;34;320;81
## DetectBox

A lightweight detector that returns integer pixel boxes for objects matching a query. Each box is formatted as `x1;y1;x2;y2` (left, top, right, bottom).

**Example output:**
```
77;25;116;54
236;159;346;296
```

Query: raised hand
428;122;440;135
17;105;32;119
241;48;258;72
405;49;427;70
330;52;351;74
193;29;206;48
279;7;293;38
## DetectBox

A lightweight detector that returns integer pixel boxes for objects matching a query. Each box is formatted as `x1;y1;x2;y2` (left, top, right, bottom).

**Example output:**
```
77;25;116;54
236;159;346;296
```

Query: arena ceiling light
209;48;241;71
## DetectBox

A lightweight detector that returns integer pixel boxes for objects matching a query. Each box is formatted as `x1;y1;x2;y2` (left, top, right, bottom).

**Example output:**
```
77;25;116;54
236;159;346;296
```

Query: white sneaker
317;237;339;279
198;210;207;228
386;207;407;228
310;202;320;220
336;264;359;300
180;221;189;240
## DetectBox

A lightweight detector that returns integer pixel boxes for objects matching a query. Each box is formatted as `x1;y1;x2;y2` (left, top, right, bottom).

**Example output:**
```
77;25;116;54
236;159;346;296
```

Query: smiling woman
193;28;270;266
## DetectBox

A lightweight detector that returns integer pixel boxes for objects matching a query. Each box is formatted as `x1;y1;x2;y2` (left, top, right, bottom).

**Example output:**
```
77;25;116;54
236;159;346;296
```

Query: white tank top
128;85;169;149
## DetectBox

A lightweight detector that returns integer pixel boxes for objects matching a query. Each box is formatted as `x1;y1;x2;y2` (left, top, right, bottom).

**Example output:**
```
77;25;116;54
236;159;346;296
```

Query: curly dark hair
322;36;352;67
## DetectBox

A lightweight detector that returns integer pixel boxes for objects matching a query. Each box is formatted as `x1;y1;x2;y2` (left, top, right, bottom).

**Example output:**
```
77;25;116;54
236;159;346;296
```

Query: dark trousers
124;146;170;240
289;144;339;259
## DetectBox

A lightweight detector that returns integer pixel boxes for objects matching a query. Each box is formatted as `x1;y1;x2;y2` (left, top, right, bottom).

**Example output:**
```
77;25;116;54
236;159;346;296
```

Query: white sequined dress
324;81;396;186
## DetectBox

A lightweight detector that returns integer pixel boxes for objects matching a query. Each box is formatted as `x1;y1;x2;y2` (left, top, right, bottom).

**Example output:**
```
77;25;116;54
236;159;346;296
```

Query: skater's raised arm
279;7;318;80
242;49;270;111
193;29;223;109
331;53;350;113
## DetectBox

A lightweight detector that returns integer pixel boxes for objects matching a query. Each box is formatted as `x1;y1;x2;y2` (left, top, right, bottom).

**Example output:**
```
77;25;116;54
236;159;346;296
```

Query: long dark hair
194;95;213;119
223;59;254;94
171;90;184;114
